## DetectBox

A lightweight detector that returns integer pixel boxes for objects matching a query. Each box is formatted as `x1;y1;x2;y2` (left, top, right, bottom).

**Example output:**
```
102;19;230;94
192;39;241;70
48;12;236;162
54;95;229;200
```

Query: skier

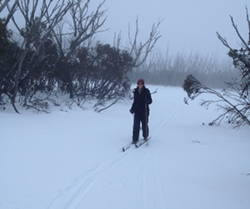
130;79;152;144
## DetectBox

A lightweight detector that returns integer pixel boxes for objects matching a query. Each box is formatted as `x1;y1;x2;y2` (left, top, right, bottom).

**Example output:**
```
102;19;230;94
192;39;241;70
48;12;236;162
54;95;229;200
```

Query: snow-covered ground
1;86;250;209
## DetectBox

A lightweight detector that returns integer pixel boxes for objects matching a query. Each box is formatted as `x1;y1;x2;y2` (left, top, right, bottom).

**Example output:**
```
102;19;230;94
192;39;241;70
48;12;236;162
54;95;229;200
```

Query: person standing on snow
130;79;152;144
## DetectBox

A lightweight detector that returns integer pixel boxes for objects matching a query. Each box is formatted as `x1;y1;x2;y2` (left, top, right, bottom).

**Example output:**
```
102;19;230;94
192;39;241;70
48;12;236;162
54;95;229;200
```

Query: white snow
0;86;250;209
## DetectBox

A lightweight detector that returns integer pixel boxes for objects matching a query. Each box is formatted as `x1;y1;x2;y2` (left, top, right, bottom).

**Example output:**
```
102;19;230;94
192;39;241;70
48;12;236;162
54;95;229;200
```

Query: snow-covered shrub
183;8;250;127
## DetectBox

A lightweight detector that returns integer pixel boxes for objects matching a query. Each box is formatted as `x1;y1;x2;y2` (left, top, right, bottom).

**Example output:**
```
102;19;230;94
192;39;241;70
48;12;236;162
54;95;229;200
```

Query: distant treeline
130;52;238;88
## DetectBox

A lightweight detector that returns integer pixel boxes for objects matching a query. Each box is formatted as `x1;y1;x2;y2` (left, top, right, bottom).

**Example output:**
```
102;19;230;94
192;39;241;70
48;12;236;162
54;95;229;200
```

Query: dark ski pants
132;113;149;143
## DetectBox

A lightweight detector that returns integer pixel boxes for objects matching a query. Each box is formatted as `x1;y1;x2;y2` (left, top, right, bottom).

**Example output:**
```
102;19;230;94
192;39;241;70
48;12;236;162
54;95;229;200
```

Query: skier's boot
132;140;138;145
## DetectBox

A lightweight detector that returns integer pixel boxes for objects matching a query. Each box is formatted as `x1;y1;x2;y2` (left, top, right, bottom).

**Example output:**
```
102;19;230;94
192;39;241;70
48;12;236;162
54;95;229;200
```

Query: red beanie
137;79;145;85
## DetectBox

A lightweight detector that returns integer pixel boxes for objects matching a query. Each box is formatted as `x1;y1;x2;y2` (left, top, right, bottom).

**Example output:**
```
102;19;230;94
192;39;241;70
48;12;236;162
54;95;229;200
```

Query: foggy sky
2;0;250;59
102;0;250;58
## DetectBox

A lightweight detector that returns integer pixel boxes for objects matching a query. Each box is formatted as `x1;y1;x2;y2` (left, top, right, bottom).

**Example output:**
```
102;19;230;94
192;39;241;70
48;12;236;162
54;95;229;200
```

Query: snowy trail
51;121;249;209
1;87;250;209
47;117;169;209
47;148;131;209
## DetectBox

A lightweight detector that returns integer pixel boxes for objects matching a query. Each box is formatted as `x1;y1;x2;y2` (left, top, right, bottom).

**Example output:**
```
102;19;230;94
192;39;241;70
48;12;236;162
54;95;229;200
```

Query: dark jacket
130;87;152;115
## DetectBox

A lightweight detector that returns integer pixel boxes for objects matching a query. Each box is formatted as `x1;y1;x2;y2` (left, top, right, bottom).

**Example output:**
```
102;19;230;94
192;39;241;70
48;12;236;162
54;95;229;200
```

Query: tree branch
0;0;11;12
230;15;250;51
128;18;162;68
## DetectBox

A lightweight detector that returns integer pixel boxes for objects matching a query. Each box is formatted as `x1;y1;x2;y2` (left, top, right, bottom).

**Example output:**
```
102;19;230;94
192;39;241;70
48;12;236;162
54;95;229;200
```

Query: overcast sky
2;0;250;59
101;0;250;58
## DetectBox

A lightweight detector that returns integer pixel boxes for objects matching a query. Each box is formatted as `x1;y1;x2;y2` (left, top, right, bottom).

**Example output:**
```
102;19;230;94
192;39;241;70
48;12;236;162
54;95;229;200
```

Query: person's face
138;82;144;89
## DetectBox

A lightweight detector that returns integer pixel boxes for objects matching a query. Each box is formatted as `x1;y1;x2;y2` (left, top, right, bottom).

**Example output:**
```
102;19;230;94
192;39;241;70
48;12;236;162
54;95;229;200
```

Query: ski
122;137;151;152
122;143;133;152
121;141;140;152
135;137;151;148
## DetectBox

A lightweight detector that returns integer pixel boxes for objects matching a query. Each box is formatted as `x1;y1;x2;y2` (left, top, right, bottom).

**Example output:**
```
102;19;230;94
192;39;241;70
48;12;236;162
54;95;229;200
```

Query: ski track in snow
47;151;131;209
48;118;167;209
39;110;250;209
84;122;167;209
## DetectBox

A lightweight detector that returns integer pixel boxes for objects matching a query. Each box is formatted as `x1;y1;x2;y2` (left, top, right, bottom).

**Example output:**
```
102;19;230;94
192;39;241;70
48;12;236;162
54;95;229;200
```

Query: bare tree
217;7;250;96
112;31;122;49
0;0;10;12
6;0;73;113
67;0;107;55
183;8;250;128
128;17;162;67
183;75;250;127
44;0;108;100
0;0;18;26
47;0;107;58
